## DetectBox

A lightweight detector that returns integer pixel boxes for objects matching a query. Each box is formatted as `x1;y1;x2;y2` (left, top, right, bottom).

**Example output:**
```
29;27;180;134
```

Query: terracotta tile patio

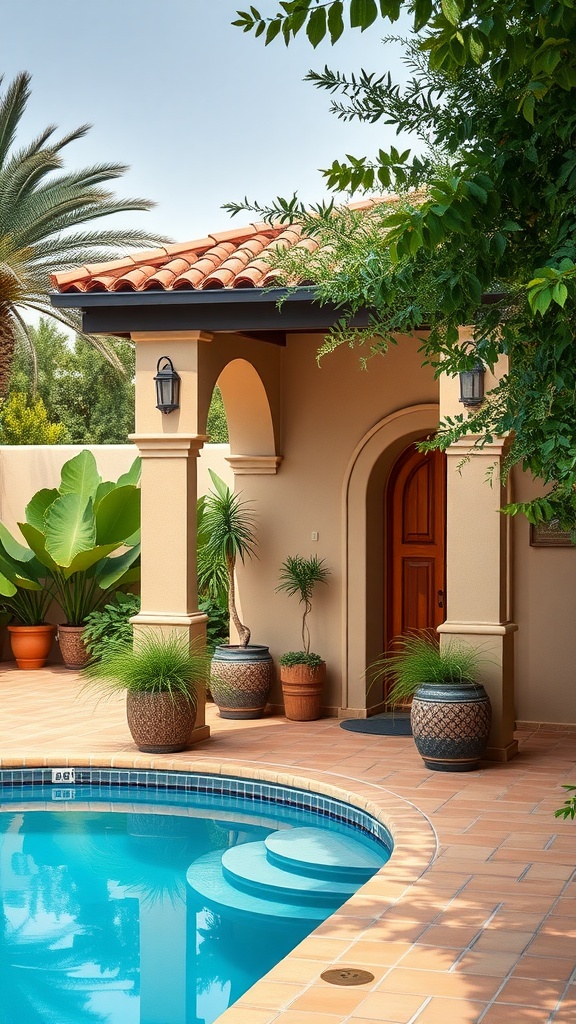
1;662;575;1023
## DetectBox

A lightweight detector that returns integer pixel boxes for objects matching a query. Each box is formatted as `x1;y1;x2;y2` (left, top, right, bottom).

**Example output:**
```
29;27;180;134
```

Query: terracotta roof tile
51;195;424;295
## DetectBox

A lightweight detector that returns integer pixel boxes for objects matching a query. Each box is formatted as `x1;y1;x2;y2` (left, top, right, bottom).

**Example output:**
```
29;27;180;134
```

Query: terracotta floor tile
480;1003;552;1023
268;1014;344;1024
417;925;482;948
376;968;500;1000
411;997;487;1023
351;992;428;1021
289;985;367;1015
471;931;534;953
511;954;576;981
338;940;413;966
450;952;520;977
496;977;566;1007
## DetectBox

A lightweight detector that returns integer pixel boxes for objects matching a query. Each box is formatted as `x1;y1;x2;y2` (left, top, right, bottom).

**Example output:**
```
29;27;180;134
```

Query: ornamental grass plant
84;631;209;706
370;631;487;708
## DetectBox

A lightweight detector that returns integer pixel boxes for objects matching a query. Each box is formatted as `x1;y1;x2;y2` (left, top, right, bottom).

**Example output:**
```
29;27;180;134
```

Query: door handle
437;589;444;609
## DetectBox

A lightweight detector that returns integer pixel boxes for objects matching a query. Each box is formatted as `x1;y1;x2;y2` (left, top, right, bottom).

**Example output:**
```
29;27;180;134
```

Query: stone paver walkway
0;664;575;1023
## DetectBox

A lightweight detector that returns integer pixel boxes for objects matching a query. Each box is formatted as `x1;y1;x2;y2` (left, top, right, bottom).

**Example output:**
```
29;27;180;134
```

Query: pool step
187;851;328;921
187;825;386;922
264;827;385;883
221;841;357;903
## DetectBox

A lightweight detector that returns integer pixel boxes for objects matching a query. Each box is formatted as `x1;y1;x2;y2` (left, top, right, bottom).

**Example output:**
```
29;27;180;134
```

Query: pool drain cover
321;968;375;986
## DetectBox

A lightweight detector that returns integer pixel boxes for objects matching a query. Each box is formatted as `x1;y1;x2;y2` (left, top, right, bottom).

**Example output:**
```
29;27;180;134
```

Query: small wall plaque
530;522;574;547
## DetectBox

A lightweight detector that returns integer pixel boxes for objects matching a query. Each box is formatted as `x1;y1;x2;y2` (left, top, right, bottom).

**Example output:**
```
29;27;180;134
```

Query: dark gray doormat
339;714;412;736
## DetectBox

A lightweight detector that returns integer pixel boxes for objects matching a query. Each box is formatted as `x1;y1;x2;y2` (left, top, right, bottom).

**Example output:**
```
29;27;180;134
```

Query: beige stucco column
439;356;518;760
129;331;213;744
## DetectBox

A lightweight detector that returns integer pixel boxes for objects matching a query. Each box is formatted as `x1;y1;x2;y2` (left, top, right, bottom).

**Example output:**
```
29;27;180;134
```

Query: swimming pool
0;769;392;1024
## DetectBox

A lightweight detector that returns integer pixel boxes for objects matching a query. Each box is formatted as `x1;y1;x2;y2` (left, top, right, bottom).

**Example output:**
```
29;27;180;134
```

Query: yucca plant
201;470;257;648
276;555;331;666
370;632;486;707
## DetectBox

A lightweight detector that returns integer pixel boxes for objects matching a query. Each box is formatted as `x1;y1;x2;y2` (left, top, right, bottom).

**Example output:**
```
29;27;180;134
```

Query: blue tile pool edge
0;767;393;852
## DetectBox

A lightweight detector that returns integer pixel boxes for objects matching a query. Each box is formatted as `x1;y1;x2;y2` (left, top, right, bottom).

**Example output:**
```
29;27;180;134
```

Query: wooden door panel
387;444;446;646
402;558;436;634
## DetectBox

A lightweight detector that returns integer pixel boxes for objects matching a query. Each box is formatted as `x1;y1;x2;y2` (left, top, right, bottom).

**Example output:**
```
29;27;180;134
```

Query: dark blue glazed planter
210;644;273;720
410;681;492;772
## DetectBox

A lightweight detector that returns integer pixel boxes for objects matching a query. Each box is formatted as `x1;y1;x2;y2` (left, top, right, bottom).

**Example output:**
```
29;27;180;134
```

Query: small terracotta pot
280;661;326;721
57;624;91;669
126;691;197;753
7;624;56;669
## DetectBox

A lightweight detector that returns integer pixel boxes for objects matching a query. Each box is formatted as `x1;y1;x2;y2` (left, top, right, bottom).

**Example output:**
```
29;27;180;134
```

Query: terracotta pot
7;624;56;669
210;644;272;719
126;690;197;753
57;624;91;669
280;661;326;721
410;681;492;772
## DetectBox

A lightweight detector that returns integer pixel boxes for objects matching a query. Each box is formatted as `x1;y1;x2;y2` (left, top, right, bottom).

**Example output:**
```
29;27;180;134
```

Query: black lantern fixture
154;356;180;414
459;360;485;407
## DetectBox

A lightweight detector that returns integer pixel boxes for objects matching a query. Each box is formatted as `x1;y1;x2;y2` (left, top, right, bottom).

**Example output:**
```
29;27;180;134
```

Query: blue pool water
0;782;390;1024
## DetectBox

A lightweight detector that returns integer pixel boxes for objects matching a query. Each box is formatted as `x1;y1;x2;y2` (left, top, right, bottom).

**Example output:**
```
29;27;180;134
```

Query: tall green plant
14;449;141;625
370;632;486;707
201;470;257;647
0;522;54;624
84;631;208;704
276;555;331;657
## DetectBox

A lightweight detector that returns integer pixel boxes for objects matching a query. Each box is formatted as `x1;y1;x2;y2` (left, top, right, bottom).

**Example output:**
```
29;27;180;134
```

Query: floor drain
321;967;375;986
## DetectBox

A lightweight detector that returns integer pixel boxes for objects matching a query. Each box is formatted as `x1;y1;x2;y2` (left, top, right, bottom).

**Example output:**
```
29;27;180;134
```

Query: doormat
339;714;412;736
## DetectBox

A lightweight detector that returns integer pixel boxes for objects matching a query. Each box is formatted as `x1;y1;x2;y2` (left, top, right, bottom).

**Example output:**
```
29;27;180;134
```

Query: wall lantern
154;356;180;414
459;361;485;407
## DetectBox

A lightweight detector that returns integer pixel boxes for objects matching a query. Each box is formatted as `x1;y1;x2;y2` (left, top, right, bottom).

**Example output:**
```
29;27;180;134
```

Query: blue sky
3;1;416;244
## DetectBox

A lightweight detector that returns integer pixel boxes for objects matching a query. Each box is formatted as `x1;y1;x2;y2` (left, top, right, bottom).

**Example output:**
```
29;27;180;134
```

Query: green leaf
96;544;141;590
0;570;17;598
44;494;97;568
116;457;141;488
0;522;35;563
25;488;59;530
58;450;101;503
63;543;121;579
17;522;59;573
413;0;433;31
327;0;344;42
95;485;141;546
350;0;378;30
552;281;569;307
306;6;327;46
441;0;464;26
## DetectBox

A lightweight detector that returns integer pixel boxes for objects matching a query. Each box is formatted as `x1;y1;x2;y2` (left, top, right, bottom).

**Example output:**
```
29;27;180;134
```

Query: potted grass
276;555;331;721
84;630;209;753
202;471;272;719
372;632;492;771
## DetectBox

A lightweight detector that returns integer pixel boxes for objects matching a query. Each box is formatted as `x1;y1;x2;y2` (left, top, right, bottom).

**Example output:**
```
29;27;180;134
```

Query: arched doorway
385;443;446;649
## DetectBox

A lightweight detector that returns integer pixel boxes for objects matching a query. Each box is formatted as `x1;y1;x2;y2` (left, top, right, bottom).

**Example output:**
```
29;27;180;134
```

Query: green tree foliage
9;318;135;443
207;385;229;442
231;1;576;527
0;71;165;395
0;392;65;445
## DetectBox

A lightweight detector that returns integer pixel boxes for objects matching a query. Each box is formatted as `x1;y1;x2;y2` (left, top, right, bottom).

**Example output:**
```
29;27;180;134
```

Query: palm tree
0;71;167;393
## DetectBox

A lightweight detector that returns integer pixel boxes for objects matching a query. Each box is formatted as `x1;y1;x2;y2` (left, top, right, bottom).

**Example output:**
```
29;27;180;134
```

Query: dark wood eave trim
50;285;374;340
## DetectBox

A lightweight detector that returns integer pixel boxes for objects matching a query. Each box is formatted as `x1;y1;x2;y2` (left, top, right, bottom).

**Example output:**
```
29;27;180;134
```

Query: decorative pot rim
7;623;56;632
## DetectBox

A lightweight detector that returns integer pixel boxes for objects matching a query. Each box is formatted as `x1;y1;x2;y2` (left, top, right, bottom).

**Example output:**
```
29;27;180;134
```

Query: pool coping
0;752;438;1024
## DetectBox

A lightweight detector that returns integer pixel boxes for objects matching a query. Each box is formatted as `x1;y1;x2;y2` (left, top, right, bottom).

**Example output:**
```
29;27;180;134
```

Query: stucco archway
214;357;276;458
341;404;439;715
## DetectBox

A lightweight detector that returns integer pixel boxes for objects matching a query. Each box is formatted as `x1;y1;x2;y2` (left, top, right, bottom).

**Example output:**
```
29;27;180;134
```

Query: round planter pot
57;624;91;669
280;662;326;721
410;681;492;772
210;644;272;720
7;624;56;670
126;691;197;753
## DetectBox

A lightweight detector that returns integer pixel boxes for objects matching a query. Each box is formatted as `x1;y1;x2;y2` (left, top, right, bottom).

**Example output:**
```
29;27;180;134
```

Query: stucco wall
231;332;439;714
512;469;576;724
0;443;232;538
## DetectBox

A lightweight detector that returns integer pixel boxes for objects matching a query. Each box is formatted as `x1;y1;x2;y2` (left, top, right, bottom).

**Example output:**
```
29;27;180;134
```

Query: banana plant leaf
94;486;140;546
24;489;59;531
96;544;141;590
44;495;97;568
58;450;102;503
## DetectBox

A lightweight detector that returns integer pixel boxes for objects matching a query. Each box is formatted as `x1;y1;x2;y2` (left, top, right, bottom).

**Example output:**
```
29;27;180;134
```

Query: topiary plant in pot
276;555;331;721
372;631;492;771
84;630;208;753
202;471;271;720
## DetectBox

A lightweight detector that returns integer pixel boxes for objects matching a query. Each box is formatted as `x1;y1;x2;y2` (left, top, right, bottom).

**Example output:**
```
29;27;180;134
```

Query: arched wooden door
386;444;446;646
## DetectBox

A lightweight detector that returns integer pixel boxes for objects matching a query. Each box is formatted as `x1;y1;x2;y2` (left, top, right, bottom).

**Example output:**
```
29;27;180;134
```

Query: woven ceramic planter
7;624;56;669
210;644;272;719
410;681;492;772
57;625;91;669
126;690;197;753
280;662;326;721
